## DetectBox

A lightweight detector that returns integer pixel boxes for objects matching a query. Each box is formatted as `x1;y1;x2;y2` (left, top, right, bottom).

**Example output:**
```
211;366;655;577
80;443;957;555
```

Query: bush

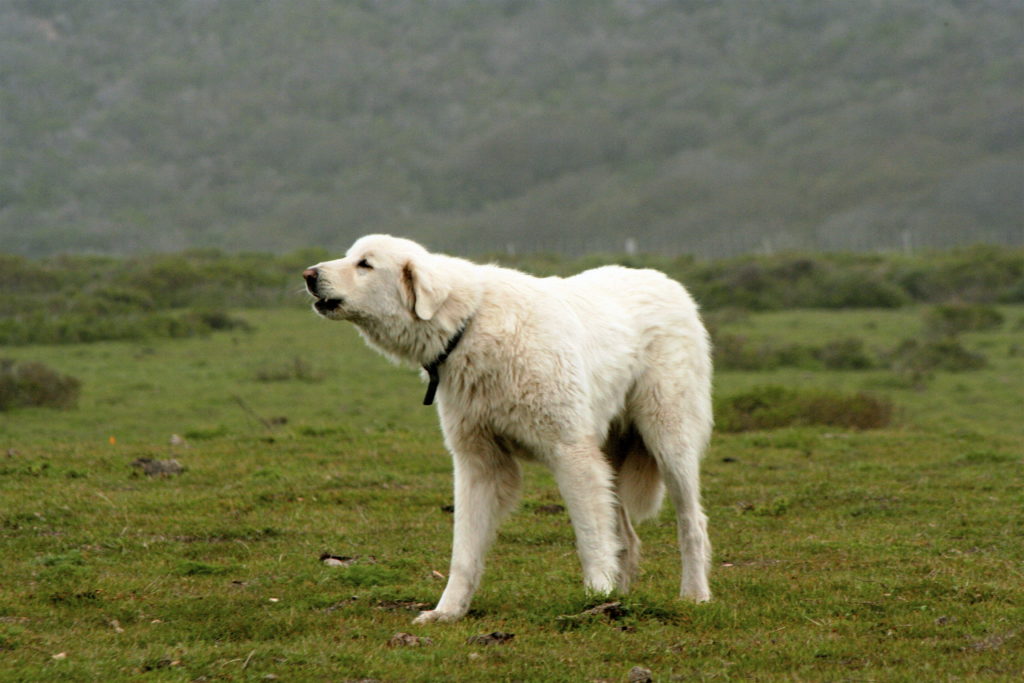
888;338;987;374
813;271;910;309
0;359;81;411
0;309;252;345
814;337;876;370
713;333;874;371
180;310;253;333
923;303;1005;337
713;333;771;371
80;287;157;314
894;246;1024;304
715;385;893;432
690;255;911;311
713;333;814;371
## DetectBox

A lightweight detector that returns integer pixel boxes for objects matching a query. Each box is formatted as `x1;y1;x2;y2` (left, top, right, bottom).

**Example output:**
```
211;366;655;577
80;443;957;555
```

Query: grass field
1;304;1021;681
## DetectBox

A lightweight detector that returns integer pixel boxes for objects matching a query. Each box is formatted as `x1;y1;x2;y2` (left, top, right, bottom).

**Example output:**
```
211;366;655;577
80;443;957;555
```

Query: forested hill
2;0;1021;258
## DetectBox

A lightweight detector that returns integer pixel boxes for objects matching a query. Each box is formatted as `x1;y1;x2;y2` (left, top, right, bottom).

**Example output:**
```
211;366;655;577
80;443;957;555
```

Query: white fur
306;235;714;623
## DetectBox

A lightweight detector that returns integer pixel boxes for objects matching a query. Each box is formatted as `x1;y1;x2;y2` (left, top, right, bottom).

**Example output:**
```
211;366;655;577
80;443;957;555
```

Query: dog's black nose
303;267;319;295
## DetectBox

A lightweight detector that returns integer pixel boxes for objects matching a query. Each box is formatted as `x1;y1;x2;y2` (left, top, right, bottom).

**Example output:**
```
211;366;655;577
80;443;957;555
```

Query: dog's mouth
313;298;343;314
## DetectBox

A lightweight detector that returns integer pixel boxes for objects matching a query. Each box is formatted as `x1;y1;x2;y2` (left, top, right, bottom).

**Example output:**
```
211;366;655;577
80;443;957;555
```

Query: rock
388;632;434;647
582;601;626;620
466;631;515;646
557;601;628;629
320;553;356;567
627;666;653;683
131;458;184;477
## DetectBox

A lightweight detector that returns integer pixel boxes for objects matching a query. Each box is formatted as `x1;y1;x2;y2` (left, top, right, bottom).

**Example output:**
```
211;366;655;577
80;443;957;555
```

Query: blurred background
2;0;1021;259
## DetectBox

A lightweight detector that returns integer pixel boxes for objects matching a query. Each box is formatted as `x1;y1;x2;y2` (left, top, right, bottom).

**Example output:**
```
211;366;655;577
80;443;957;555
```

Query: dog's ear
401;257;451;321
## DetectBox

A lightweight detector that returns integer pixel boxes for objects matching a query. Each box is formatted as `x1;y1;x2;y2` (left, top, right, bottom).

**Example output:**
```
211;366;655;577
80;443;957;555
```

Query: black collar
422;325;466;406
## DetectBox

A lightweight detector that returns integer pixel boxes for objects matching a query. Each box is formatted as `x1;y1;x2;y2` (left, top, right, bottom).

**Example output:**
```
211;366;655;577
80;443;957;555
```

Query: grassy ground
1;305;1021;681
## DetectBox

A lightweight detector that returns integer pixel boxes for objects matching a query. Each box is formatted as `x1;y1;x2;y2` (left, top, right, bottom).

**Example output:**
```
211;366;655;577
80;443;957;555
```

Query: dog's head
304;234;453;324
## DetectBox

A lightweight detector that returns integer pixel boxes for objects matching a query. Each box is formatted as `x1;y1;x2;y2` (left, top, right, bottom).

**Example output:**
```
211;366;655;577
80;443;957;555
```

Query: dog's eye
357;259;373;270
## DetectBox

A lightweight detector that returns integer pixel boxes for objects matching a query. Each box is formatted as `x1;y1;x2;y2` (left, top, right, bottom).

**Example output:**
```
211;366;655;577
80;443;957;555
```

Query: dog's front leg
414;447;521;624
549;442;622;595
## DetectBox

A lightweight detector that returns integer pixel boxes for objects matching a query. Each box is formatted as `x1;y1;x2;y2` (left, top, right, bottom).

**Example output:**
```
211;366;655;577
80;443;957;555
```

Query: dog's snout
303;267;319;295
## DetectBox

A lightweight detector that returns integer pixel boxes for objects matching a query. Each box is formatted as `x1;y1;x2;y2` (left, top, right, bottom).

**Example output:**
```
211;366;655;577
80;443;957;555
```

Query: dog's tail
617;447;665;522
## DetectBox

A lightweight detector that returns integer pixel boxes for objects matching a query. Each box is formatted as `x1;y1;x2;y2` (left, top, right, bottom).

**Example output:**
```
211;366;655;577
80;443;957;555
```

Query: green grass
1;306;1021;681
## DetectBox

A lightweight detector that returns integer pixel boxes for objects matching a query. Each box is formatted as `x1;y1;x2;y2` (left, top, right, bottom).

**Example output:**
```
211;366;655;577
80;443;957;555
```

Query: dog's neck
421;323;468;406
355;310;473;373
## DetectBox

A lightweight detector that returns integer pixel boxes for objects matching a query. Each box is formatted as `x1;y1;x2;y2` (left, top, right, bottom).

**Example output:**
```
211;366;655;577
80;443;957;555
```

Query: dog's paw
412;609;463;625
681;587;712;603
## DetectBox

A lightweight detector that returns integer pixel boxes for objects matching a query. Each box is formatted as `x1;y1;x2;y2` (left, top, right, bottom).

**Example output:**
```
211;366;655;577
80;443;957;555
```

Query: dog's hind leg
414;441;522;624
548;440;622;596
632;369;713;603
666;454;712;603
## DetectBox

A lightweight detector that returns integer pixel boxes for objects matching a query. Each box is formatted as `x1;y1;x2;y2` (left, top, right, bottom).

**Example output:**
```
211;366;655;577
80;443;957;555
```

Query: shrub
715;385;893;432
0;359;81;411
713;334;777;371
80;287;156;314
713;333;815;371
812;270;910;309
690;255;912;311
179;310;253;333
888;338;987;374
894;246;1024;304
713;333;874;371
923;303;1005;337
0;309;252;345
814;337;875;370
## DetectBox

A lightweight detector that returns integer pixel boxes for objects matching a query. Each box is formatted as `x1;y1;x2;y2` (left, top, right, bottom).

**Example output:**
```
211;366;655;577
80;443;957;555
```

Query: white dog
304;235;713;623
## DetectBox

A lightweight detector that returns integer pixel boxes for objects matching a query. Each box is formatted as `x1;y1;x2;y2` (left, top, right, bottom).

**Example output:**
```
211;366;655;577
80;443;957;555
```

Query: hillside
1;0;1021;257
